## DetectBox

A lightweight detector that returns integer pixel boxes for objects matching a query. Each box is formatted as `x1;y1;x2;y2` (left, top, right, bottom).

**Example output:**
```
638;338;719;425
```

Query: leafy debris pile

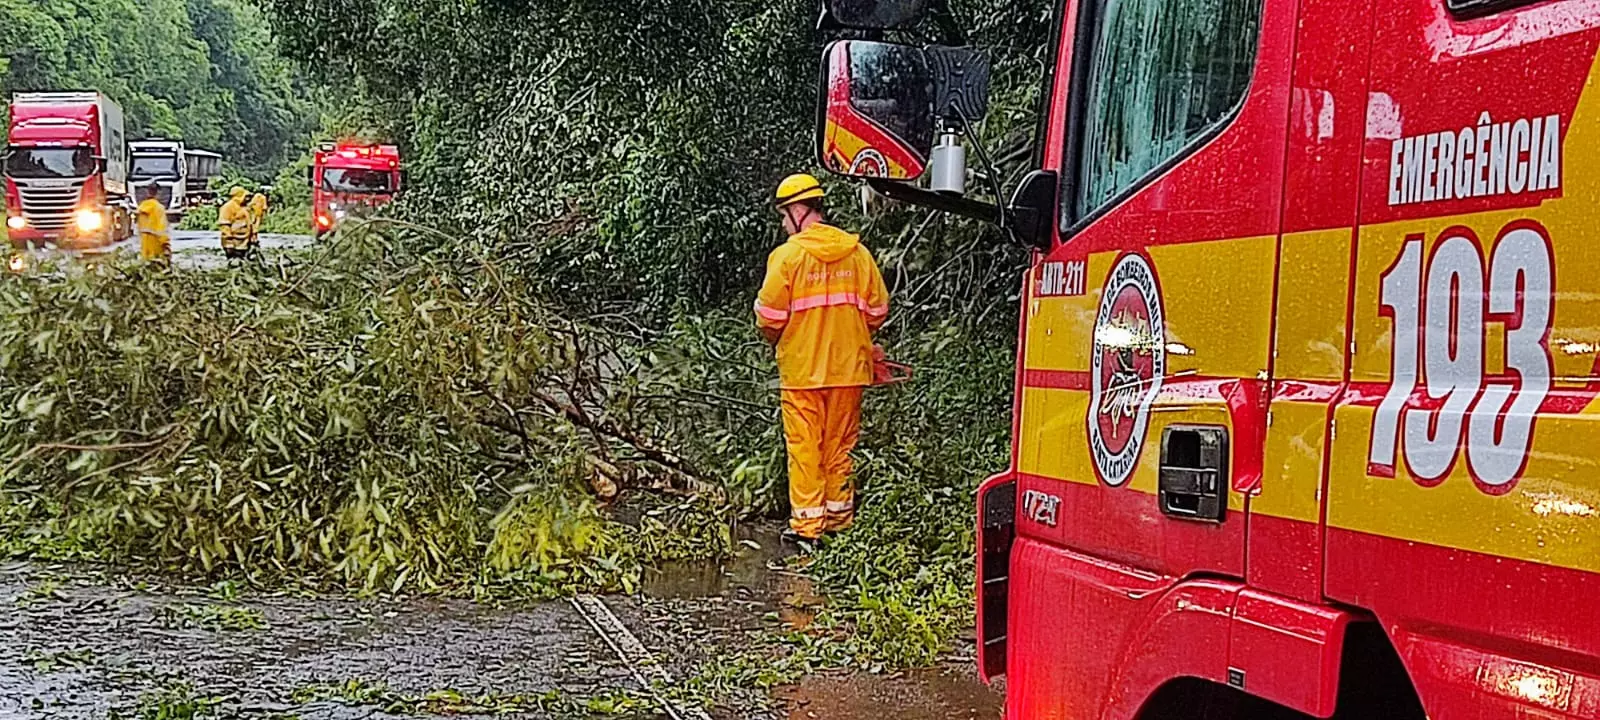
0;233;747;596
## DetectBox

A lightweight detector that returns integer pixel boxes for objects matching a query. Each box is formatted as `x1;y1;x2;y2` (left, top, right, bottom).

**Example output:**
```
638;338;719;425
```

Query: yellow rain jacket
755;223;889;389
136;197;171;262
248;194;268;240
218;197;253;250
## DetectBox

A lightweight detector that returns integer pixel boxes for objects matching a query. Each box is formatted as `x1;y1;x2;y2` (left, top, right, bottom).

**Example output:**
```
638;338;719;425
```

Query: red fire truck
4;92;133;249
814;1;1600;718
310;143;401;237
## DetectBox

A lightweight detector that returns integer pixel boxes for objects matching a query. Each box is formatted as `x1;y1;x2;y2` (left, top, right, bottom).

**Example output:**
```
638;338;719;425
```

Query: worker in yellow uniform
217;186;253;260
247;191;269;255
755;174;889;543
135;187;171;265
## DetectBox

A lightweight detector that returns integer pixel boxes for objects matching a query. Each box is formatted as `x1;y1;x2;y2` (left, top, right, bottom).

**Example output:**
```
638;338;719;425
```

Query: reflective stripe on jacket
755;223;889;389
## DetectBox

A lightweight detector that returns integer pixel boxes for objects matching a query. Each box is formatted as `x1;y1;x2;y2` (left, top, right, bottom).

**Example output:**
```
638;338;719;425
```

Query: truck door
1007;0;1296;711
1251;0;1375;602
1323;1;1600;716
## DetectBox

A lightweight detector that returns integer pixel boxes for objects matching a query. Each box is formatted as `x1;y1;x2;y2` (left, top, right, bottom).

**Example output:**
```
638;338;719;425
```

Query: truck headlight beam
5;216;24;230
75;209;105;233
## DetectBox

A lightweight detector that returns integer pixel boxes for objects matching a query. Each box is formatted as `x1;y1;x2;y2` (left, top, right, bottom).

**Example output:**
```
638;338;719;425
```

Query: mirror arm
947;106;1006;231
865;177;1007;225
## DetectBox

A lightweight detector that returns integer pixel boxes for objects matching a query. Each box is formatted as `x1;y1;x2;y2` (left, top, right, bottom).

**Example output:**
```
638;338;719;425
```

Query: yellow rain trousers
781;386;863;537
755;223;889;538
135;197;170;263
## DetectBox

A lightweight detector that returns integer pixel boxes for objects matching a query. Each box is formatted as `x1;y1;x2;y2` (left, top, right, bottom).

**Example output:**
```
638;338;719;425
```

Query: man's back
756;222;889;390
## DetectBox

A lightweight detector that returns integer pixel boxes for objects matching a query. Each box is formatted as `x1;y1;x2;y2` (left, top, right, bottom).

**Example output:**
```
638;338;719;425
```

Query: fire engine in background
310;143;400;238
4;92;133;249
129;140;222;222
811;1;1600;718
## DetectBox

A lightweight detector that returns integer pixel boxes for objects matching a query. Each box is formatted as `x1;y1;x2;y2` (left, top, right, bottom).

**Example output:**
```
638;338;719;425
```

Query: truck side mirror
822;0;930;29
817;40;935;181
1008;170;1058;250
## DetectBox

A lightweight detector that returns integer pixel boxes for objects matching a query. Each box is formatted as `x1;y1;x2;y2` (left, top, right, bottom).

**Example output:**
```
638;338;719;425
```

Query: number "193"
1367;222;1554;494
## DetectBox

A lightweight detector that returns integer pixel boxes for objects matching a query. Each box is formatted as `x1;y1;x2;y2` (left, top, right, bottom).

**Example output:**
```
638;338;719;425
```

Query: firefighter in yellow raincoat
247;191;268;252
135;187;171;265
755;174;889;542
217;186;253;260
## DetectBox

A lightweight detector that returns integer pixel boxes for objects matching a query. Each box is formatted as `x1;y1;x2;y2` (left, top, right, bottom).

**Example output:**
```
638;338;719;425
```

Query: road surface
9;230;316;272
135;229;316;268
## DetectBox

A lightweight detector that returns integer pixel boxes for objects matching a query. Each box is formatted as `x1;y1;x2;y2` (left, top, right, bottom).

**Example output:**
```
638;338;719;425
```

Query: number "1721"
1367;221;1553;495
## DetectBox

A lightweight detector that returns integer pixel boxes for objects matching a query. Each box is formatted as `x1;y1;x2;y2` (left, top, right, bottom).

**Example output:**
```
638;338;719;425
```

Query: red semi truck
811;0;1600;718
4;92;133;249
310;143;400;238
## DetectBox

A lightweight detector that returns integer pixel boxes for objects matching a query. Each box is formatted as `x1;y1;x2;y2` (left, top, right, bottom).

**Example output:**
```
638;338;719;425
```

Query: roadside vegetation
2;0;1056;709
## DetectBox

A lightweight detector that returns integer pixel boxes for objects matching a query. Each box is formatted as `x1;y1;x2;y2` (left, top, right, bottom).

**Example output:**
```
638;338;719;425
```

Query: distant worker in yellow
247;191;269;253
135;187;171;265
217;186;253;260
755;174;889;543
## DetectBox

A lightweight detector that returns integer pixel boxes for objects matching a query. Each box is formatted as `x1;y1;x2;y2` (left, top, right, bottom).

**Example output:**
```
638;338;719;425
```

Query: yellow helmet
775;174;825;208
229;186;248;200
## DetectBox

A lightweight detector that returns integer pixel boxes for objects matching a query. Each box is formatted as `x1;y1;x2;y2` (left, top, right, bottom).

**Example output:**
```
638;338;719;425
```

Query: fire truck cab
310;143;401;238
813;0;1600;718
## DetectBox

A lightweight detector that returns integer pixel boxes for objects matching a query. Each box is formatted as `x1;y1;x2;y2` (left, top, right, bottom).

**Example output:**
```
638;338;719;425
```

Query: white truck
129;140;223;221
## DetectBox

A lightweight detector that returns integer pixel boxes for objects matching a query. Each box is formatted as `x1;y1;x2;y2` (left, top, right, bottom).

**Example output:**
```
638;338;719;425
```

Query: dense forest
0;0;314;173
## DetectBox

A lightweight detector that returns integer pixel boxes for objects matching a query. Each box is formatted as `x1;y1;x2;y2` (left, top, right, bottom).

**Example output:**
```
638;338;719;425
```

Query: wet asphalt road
0;563;639;719
0;538;1000;720
11;230;315;271
121;230;315;269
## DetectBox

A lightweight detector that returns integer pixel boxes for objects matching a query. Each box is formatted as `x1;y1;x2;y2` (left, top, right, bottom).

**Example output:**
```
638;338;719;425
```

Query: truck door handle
1158;426;1229;522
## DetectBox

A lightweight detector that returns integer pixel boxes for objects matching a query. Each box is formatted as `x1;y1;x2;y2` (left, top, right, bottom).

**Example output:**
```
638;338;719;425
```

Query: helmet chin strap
786;204;818;231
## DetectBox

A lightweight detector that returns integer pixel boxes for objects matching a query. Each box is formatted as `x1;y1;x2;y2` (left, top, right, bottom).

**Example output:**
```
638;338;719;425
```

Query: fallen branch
3;426;179;479
529;389;710;485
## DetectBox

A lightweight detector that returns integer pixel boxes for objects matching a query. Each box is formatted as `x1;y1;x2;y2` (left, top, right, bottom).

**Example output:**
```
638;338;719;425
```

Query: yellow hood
788;223;860;263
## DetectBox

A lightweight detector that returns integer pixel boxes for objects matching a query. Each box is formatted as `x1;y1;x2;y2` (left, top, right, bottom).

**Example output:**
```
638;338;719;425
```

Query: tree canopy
264;0;1052;311
0;0;314;173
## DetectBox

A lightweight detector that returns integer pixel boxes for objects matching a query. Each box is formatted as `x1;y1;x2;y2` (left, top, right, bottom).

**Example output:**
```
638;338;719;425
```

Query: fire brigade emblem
1088;254;1165;487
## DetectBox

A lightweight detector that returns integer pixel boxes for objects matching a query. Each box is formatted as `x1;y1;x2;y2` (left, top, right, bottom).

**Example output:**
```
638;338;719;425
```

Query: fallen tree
0;231;762;595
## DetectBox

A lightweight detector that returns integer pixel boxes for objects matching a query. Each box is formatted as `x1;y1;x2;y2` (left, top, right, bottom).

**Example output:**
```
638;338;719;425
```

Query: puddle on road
780;668;1003;720
638;524;785;600
633;524;1003;719
639;524;824;631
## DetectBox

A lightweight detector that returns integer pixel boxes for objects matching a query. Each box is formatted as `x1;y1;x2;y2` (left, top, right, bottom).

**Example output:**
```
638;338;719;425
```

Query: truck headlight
75;209;105;232
5;216;24;230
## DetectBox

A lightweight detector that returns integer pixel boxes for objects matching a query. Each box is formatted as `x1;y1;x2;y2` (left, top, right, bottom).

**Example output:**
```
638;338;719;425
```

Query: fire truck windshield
130;155;181;179
4;147;95;179
321;168;394;194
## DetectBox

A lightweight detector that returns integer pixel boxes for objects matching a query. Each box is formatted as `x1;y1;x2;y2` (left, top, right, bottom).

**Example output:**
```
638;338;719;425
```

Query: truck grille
15;178;87;232
133;181;175;209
